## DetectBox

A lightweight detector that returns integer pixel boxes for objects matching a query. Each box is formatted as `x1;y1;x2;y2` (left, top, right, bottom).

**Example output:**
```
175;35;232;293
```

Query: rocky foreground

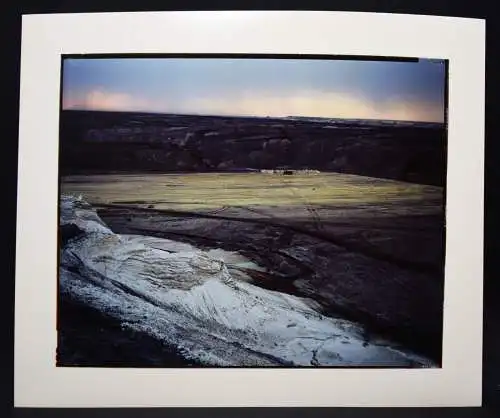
58;195;436;367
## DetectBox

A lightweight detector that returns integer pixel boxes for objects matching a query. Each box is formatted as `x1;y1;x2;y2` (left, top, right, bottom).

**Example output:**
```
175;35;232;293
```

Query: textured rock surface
58;195;435;367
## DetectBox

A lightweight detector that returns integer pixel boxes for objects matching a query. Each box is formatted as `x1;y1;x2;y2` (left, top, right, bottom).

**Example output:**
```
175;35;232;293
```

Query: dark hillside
59;110;446;186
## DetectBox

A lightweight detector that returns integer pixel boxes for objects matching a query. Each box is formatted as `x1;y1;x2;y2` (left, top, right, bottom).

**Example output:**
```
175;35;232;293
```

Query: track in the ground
95;202;442;276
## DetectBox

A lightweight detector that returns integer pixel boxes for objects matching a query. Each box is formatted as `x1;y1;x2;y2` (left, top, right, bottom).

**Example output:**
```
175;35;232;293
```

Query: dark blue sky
62;58;446;122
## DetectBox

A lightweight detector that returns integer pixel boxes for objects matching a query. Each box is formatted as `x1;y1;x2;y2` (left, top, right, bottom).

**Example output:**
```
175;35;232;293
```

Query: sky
62;57;446;123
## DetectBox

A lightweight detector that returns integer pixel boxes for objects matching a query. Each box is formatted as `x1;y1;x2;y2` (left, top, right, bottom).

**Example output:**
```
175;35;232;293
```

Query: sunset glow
62;57;446;122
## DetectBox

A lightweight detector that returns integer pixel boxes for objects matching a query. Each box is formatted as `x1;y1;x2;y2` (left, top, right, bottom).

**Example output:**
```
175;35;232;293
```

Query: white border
15;11;485;407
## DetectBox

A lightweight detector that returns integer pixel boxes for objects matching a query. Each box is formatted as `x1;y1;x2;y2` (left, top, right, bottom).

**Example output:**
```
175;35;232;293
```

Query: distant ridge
59;110;447;186
63;108;443;126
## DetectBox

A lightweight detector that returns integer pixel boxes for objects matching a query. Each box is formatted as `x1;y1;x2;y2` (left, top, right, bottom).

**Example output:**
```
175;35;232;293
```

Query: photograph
56;55;448;368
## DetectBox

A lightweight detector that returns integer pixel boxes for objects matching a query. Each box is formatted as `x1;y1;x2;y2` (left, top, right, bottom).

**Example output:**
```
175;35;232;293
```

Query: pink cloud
63;90;167;113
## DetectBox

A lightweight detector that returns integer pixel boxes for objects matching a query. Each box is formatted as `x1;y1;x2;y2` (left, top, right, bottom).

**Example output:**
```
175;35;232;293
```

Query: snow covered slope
59;195;435;367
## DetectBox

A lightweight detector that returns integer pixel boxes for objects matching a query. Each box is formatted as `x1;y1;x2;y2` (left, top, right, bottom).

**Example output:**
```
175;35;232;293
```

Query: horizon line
61;108;445;125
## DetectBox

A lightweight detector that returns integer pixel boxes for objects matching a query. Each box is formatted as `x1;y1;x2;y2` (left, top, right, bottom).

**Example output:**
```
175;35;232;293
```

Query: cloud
63;89;444;123
63;90;167;113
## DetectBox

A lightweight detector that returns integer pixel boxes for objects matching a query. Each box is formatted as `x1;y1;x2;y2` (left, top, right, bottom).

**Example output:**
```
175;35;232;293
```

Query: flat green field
61;172;443;213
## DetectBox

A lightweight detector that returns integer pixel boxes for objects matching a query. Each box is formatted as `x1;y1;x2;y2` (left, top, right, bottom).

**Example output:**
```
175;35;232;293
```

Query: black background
4;1;498;417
